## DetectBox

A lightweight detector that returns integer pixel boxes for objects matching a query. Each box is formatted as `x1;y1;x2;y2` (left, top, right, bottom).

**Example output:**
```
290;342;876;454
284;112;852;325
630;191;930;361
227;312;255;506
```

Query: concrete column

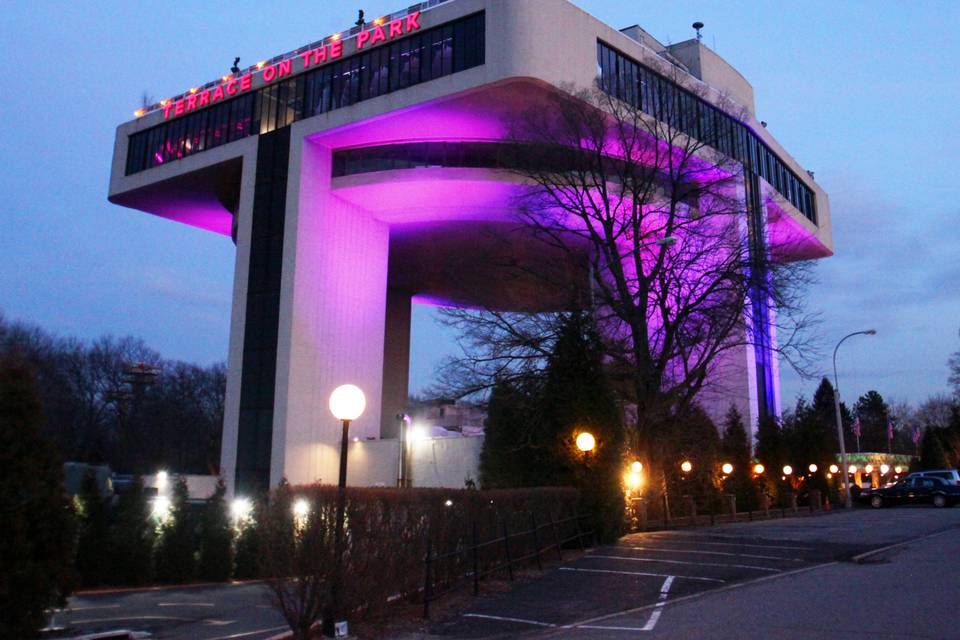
379;288;412;439
271;138;389;487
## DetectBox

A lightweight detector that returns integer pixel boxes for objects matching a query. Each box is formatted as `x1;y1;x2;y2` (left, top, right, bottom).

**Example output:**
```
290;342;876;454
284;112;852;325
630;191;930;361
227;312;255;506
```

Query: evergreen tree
478;379;537;488
854;390;890;452
919;429;949;470
233;515;260;580
154;476;196;583
0;356;75;638
720;406;755;510
197;478;234;581
75;470;112;586
109;476;154;585
661;406;722;514
538;312;624;543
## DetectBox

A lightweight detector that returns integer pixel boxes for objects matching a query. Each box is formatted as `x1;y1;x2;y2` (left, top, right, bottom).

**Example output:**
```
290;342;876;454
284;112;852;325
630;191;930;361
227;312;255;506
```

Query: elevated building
109;0;832;494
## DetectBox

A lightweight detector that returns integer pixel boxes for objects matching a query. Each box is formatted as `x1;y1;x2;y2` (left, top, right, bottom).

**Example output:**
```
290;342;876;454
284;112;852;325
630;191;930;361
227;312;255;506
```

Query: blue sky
1;1;957;408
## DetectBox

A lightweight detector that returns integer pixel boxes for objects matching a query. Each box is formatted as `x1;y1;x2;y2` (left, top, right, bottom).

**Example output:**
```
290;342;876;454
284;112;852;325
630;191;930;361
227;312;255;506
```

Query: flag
912;427;922;446
887;419;895;442
852;417;861;438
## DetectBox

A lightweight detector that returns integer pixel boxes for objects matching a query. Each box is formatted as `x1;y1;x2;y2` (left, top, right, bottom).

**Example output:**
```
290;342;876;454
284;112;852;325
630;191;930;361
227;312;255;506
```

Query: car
869;476;960;509
905;469;960;486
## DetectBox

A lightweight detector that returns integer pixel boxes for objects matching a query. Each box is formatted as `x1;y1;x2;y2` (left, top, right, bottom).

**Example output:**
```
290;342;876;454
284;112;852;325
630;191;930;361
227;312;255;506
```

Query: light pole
325;384;366;638
832;330;876;509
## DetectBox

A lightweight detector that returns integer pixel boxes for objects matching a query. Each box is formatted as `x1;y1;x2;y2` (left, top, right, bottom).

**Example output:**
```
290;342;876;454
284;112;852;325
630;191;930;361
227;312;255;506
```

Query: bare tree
438;79;816;473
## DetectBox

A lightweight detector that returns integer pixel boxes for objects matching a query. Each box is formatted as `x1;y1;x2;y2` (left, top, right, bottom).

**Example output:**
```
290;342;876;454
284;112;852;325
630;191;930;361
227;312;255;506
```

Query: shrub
75;470;112;586
258;484;581;637
109;476;154;585
154;476;196;583
197;479;233;581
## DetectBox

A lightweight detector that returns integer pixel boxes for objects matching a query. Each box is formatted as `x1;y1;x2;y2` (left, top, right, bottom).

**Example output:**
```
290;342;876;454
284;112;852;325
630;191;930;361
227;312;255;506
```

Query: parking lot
432;506;960;638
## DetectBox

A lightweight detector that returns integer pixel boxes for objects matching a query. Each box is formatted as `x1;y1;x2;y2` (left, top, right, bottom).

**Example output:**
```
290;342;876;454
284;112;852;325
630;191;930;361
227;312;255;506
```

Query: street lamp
783;465;793;476
753;463;765;475
325;384;366;637
808;464;818;473
680;460;693;474
576;432;596;452
833;329;877;509
721;463;734;475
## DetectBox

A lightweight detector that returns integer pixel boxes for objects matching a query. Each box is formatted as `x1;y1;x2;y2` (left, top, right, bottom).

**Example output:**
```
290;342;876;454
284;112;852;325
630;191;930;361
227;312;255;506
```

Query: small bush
198;478;233;581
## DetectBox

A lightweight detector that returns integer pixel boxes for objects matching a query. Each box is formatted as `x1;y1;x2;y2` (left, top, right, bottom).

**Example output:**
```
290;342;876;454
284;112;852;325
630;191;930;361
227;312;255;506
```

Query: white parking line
70;615;191;624
64;605;121;612
462;613;556;627
560;566;724;583
641;575;674;631
588;554;782;572
158;602;216;607
619;545;803;561
637;535;812;551
203;626;287;640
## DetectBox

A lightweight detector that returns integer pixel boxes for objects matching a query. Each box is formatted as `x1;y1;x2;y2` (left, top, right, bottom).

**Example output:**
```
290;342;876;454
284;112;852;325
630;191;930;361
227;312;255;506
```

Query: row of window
597;41;816;224
125;11;485;175
333;141;526;176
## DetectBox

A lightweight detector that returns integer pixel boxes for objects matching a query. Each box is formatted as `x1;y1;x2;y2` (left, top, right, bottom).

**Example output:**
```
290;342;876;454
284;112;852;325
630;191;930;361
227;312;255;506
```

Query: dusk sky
1;1;957;409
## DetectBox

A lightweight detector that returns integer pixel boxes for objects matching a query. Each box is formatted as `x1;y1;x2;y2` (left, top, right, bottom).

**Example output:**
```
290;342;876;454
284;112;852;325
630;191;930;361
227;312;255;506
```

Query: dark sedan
868;476;960;508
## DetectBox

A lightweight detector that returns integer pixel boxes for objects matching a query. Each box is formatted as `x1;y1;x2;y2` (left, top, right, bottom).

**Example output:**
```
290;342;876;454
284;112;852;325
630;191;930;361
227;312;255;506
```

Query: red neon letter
263;64;276;82
405;11;421;32
389;19;403;38
175;100;185;116
277;59;292;78
198;91;210;107
369;25;386;46
163;103;173;119
225;80;238;96
186;94;198;110
313;45;328;65
301;50;313;69
212;85;225;102
330;40;343;59
357;29;370;49
240;74;252;91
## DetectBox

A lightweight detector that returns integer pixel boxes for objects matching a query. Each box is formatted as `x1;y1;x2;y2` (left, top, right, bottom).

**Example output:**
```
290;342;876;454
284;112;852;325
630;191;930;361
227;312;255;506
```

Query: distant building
408;398;486;437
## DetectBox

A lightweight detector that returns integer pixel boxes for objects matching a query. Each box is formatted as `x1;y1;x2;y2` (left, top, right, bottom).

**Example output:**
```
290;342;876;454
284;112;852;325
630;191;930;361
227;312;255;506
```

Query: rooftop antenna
692;21;704;41
230;57;241;75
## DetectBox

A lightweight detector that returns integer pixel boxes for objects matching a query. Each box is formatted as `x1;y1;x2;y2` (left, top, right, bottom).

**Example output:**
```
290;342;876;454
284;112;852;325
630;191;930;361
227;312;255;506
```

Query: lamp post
324;384;366;637
832;330;876;509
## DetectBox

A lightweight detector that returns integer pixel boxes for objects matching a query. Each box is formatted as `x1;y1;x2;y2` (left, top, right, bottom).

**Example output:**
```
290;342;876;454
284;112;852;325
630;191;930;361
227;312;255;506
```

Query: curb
849;525;960;563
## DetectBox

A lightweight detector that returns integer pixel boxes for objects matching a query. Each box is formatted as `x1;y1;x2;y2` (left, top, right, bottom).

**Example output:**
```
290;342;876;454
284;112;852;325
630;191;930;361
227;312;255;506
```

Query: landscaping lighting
680;460;693;473
231;497;252;523
721;463;733;475
152;495;171;521
292;499;310;518
808;464;818;473
627;472;642;490
783;465;793;475
156;470;169;492
575;432;596;452
753;463;765;475
829;464;839;474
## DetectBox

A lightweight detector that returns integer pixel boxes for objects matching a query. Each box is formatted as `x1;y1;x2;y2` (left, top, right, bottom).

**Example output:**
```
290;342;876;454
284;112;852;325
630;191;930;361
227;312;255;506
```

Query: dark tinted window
126;12;485;175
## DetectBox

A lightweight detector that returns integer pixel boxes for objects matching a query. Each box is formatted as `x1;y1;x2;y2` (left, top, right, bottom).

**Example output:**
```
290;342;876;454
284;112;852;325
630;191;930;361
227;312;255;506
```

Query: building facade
109;0;832;495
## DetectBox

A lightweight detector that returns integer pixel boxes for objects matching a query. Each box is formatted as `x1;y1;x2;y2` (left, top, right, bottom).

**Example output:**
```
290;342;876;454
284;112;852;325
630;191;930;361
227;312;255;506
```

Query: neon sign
161;11;421;121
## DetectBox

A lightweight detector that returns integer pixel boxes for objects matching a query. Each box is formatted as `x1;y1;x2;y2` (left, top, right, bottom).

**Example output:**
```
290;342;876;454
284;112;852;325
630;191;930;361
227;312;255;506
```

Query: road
428;506;960;639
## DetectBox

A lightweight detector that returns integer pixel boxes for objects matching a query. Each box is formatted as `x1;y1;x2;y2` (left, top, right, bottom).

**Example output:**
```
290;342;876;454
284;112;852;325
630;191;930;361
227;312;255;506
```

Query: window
595;41;816;225
126;11;485;175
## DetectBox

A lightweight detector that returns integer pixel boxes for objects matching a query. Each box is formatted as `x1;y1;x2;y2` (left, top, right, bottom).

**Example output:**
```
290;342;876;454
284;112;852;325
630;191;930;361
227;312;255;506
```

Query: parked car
868;476;960;508
905;469;960;486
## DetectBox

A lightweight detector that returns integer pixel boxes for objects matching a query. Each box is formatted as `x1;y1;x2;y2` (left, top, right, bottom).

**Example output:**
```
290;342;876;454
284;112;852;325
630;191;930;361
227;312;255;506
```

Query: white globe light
680;460;693;473
864;464;874;474
292;499;310;518
329;384;366;421
631;461;643;474
848;465;857;474
880;464;890;475
575;432;596;452
808;464;818;473
783;465;793;475
721;463;734;475
829;464;839;474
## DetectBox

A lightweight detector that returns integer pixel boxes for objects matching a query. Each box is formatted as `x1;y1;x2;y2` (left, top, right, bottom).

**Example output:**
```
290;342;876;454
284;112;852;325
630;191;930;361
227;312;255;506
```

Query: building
108;0;832;495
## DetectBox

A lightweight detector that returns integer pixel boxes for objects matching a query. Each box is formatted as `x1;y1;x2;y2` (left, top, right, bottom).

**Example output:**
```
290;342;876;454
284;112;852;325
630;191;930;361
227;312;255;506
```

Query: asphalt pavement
428;506;960;639
57;581;286;640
